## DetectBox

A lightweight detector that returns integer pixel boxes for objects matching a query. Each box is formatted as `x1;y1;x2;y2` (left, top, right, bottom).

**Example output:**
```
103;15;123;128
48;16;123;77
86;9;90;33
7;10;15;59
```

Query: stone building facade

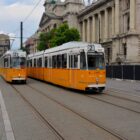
24;33;39;54
28;0;140;65
78;0;140;65
0;34;10;57
39;0;85;32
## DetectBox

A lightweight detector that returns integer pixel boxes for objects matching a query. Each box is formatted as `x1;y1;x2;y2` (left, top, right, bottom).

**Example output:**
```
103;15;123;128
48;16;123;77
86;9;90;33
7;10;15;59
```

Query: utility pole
20;21;23;49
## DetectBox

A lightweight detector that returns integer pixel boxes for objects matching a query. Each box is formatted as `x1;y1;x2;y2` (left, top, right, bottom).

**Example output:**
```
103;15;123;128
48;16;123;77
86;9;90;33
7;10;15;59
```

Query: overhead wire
9;0;43;49
11;0;42;34
23;0;43;23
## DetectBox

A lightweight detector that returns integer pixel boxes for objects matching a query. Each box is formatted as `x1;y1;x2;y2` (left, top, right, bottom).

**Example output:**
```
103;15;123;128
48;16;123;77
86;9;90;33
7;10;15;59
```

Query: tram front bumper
87;84;105;88
86;84;105;92
12;77;26;80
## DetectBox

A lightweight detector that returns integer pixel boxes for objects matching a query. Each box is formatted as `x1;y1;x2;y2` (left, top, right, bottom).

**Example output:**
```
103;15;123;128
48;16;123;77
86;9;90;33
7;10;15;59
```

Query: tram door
69;54;78;88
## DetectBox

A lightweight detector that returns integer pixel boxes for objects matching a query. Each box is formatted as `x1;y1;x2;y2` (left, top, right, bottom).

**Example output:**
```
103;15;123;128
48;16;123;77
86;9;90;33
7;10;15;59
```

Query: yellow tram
0;50;27;83
27;42;106;92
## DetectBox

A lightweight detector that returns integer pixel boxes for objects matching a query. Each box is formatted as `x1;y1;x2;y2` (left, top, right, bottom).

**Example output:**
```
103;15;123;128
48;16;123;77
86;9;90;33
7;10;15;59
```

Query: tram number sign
88;45;95;51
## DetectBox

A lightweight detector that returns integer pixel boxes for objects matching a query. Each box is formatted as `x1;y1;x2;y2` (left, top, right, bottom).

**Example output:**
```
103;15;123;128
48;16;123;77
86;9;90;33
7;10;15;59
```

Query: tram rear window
87;53;105;70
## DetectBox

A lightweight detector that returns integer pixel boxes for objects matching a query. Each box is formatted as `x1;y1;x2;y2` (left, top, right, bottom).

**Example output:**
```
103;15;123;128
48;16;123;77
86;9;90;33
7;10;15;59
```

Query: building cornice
39;12;62;27
78;0;113;17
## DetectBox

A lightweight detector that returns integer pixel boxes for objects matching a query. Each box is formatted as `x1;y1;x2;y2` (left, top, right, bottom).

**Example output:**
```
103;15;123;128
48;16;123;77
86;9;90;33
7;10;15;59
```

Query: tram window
62;54;67;68
74;55;78;68
45;57;48;67
80;52;86;69
37;58;42;67
34;59;36;67
30;59;32;67
69;55;78;68
27;60;29;67
4;58;8;67
88;54;105;70
28;59;32;67
27;60;30;67
11;57;26;68
20;57;26;68
88;55;96;69
52;55;57;68
57;55;62;68
69;55;73;68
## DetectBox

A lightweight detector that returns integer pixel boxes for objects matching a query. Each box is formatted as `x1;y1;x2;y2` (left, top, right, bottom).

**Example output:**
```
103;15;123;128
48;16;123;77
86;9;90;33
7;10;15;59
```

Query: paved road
0;77;140;140
106;78;140;96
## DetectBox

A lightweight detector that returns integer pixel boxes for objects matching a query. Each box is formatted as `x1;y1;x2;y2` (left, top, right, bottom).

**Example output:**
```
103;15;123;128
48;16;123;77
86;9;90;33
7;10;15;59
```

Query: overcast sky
0;0;90;49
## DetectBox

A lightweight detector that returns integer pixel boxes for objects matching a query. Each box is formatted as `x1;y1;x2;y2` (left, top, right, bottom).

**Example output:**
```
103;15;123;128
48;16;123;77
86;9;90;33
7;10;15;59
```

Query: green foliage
37;32;48;51
50;23;80;47
37;23;80;50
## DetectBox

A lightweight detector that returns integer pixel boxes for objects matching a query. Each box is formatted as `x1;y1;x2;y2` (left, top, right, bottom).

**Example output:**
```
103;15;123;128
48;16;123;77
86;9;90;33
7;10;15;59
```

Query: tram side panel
50;68;69;88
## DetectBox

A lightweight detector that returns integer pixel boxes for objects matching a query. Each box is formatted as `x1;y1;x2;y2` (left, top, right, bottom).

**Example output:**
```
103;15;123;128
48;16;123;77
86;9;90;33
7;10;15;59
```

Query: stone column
87;18;90;42
92;15;96;42
112;6;115;36
99;13;102;42
82;20;85;42
104;9;108;40
130;0;136;32
115;0;120;35
79;22;82;40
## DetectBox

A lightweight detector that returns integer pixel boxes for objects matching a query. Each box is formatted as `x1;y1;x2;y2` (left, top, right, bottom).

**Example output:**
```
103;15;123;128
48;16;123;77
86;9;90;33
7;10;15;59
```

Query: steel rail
86;93;140;114
105;88;140;104
11;85;65;140
27;84;127;140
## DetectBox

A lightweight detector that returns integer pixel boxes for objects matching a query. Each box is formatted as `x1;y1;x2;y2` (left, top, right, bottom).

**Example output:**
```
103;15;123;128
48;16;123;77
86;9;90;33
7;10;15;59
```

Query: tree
50;23;80;47
37;23;80;50
37;32;48;51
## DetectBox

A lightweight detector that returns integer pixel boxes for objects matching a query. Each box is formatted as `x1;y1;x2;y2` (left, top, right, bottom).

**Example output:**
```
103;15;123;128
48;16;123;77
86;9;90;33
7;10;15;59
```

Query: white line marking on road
0;90;15;140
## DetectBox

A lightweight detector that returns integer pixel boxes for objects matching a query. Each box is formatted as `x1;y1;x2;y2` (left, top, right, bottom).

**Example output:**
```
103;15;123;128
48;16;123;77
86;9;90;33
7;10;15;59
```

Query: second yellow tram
27;42;106;92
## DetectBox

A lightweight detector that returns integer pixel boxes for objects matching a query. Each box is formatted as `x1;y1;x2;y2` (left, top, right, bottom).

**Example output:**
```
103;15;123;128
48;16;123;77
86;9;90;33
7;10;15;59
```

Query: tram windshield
87;53;105;70
12;57;26;68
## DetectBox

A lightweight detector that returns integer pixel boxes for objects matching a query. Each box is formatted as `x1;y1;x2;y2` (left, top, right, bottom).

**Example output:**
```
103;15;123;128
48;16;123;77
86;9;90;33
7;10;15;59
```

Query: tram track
85;93;140;114
11;85;65;140
105;91;140;104
58;85;140;114
106;88;140;103
24;84;127;140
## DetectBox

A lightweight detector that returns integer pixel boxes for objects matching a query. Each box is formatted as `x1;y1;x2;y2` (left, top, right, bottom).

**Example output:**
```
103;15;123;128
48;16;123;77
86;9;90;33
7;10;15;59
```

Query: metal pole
20;22;23;49
99;18;100;43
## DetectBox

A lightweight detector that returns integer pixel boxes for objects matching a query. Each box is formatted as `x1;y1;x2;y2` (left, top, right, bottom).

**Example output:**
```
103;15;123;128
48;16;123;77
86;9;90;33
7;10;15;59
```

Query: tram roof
28;50;44;58
44;41;103;54
3;50;26;57
27;41;104;58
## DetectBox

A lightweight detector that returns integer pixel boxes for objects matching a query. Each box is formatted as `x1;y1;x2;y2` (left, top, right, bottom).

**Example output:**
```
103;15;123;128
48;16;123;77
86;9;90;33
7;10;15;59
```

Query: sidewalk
106;78;140;96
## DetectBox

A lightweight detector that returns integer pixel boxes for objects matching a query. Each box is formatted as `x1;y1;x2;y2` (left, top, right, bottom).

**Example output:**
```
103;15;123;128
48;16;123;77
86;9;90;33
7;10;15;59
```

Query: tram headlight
96;78;99;81
96;78;99;84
